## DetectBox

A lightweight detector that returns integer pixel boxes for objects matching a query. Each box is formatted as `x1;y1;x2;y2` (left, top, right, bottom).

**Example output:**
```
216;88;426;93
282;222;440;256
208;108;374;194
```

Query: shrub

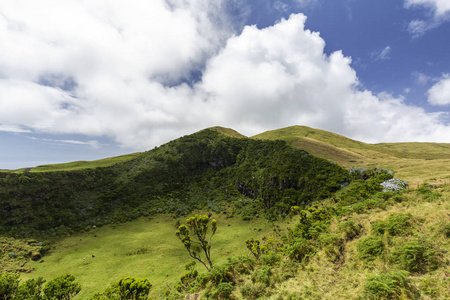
338;220;363;241
15;277;46;300
43;274;81;300
0;273;20;300
440;222;450;238
286;238;316;263
204;282;234;300
198;264;235;287
391;238;441;274
227;256;255;275
259;252;281;266
319;233;345;262
251;266;272;287
363;271;415;299
240;282;266;300
372;213;413;236
357;236;384;262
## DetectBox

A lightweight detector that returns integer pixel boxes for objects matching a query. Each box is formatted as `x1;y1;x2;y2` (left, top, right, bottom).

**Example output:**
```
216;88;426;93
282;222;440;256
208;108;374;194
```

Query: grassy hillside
2;125;450;299
12;153;141;173
254;125;450;185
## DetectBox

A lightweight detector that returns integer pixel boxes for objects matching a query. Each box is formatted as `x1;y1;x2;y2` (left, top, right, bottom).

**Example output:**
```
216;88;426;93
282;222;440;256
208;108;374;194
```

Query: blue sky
1;0;450;169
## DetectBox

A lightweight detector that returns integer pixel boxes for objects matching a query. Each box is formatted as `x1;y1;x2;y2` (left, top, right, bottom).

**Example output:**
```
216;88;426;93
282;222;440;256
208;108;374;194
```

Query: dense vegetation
1;126;449;299
0;129;348;238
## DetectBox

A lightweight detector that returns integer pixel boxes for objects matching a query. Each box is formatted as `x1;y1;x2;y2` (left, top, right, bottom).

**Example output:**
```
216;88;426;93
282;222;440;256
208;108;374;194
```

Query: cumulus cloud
1;1;450;153
428;74;450;106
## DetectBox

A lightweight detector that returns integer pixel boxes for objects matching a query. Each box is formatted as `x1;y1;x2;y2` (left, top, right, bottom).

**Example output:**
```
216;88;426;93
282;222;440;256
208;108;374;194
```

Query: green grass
13;153;141;173
253;125;450;185
21;214;277;299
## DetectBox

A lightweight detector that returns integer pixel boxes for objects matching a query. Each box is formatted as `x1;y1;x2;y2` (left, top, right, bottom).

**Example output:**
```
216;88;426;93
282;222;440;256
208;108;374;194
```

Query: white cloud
428;74;450;106
1;2;450;152
405;0;450;36
413;71;431;85
405;0;450;17
370;46;392;61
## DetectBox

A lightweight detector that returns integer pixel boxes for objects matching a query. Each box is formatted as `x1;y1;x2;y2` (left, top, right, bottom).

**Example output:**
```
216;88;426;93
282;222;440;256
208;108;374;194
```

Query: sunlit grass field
22;213;277;299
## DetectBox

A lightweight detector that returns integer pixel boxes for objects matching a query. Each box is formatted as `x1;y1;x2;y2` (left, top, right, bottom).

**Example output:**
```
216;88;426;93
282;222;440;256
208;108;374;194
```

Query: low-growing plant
204;282;234;300
390;238;441;274
338;220;363;241
357;235;384;262
251;266;272;287
240;282;266;300
363;270;415;299
372;213;413;236
319;233;345;263
286;238;316;263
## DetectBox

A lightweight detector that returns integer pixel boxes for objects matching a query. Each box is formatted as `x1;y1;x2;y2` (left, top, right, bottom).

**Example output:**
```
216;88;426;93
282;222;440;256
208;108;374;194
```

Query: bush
319;233;345;262
286;238;316;263
363;271;416;299
357;235;384;262
43;274;81;300
372;213;413;236
338;220;363;241
227;256;255;275
240;282;266;299
204;282;234;299
391;238;441;274
251;266;272;287
0;273;20;299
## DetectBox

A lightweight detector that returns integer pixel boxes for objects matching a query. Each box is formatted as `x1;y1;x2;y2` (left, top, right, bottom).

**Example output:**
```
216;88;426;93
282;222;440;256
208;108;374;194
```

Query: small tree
176;214;217;271
43;274;81;300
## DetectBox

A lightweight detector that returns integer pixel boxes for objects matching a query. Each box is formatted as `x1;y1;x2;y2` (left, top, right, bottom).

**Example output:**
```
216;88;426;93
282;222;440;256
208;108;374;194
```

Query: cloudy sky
1;0;450;169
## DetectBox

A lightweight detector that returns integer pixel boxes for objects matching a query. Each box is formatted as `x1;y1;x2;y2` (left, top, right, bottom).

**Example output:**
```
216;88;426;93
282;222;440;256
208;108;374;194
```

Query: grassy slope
253;125;450;185
13;153;141;173
22;214;278;299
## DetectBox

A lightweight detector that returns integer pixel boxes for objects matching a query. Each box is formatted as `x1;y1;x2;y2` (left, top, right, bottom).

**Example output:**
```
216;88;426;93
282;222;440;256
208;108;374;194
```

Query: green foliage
0;273;20;300
176;214;217;271
14;277;46;300
319;233;345;262
338;220;363;241
42;274;81;300
204;282;234;300
246;239;263;261
251;266;272;287
391;238;441;274
363;271;415;299
286;238;316;263
357;236;385;262
90;276;152;300
372;213;413;236
240;282;266;300
416;184;441;201
0;129;349;238
175;262;199;294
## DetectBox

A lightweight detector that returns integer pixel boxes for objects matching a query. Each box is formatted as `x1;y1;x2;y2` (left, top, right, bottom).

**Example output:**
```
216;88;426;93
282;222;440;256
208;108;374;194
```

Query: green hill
0;128;348;237
253;125;450;185
2;125;450;299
